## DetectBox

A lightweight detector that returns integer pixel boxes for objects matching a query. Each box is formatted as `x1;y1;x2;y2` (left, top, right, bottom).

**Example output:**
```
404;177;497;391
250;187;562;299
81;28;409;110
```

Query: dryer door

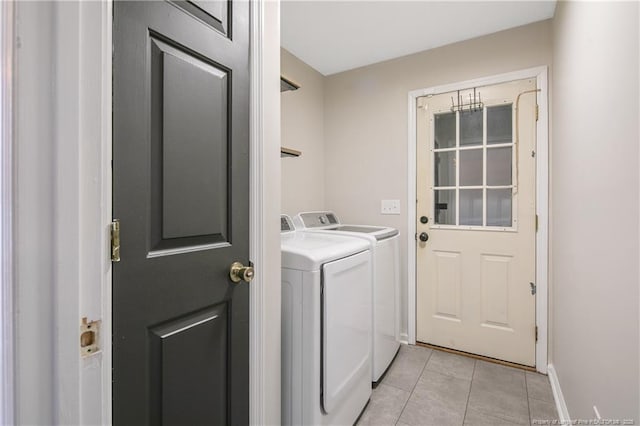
322;250;372;414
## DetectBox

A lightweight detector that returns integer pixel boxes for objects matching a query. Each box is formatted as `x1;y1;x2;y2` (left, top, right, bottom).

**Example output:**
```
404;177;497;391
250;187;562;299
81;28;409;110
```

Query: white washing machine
280;215;372;426
294;211;400;383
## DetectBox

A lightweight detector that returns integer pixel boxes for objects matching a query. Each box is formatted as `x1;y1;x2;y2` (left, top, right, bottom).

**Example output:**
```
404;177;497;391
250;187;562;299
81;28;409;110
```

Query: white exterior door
416;78;538;366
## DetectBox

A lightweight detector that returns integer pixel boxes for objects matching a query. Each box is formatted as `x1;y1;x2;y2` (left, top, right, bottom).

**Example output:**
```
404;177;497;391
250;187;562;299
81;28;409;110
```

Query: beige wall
551;1;639;419
281;49;325;216
323;20;553;338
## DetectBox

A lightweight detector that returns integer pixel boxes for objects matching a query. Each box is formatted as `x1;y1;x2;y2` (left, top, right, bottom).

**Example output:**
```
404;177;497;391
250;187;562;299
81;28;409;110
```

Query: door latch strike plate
530;282;536;295
535;326;538;342
80;317;101;357
111;219;121;262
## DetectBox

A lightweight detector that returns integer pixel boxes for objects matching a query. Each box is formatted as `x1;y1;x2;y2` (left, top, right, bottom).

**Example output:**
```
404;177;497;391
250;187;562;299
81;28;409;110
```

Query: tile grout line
528;396;556;403
461;359;477;425
381;381;408;393
393;348;433;426
525;372;532;426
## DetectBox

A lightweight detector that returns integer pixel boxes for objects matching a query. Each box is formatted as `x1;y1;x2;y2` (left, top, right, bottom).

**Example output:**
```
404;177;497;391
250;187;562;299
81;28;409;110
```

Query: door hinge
535;214;539;232
111;219;121;262
530;282;536;295
535;104;539;121
535;326;538;342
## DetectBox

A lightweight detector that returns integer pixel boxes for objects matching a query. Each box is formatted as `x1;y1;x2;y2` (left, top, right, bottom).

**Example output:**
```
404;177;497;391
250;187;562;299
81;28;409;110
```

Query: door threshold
416;342;537;372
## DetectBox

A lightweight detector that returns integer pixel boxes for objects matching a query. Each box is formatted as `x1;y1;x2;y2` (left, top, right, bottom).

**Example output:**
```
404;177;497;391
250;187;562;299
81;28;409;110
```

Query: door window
432;104;515;229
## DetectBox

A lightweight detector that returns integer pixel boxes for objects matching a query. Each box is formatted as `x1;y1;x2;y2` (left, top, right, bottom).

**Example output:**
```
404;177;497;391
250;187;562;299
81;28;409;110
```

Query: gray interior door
113;1;250;424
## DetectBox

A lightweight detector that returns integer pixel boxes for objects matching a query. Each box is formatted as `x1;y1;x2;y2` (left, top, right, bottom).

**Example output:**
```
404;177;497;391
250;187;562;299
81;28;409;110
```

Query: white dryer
294;211;400;383
280;215;372;426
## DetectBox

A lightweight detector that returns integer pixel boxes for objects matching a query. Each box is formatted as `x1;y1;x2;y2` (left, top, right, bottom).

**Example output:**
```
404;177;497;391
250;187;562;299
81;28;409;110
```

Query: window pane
434;151;455;187
434;189;456;225
434;112;456;149
460;149;483;186
460;189;483;226
460;109;483;146
487;188;512;227
487;147;512;186
487;104;512;144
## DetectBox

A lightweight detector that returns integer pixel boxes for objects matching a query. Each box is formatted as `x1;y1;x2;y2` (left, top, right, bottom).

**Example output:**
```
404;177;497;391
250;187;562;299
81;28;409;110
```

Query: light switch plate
381;199;400;215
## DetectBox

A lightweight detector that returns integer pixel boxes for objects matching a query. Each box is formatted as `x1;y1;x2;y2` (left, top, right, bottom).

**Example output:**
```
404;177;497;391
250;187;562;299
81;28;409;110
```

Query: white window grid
430;102;518;232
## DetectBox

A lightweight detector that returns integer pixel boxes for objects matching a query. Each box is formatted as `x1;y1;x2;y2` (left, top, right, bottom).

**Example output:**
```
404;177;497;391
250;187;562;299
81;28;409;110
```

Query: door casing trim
0;1;15;424
406;66;549;373
249;0;267;423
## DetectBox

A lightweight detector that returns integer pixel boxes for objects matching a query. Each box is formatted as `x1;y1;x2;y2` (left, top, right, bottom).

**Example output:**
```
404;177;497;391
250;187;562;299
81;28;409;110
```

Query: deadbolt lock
230;262;255;283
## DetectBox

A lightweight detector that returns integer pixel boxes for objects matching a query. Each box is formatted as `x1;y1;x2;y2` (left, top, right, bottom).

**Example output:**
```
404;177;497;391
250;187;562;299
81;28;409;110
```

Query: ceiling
281;1;557;76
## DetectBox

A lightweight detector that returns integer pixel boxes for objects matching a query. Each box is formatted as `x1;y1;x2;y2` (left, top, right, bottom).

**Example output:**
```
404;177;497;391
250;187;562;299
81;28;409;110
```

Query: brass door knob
229;262;255;283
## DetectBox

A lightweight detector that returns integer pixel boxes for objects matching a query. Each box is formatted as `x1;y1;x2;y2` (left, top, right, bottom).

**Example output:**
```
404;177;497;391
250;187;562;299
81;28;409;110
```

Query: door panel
159;42;229;240
480;254;512;328
433;251;461;320
113;1;249;424
149;304;228;425
416;79;537;366
172;1;230;36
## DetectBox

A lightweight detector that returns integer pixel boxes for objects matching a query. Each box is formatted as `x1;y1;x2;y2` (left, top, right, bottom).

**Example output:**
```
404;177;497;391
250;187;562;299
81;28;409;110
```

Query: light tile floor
358;345;558;426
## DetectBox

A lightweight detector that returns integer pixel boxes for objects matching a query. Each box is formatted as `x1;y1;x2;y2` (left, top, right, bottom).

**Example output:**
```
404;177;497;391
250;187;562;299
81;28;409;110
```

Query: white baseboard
547;364;571;423
399;333;409;345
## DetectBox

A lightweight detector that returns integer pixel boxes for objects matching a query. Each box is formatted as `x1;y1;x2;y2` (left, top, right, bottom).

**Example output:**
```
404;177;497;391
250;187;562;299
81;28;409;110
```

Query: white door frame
407;66;549;373
0;1;15;424
11;1;269;423
248;0;269;423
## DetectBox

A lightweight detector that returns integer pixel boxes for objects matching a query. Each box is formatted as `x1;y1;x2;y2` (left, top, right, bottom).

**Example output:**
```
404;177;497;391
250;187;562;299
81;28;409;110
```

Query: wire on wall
513;88;541;195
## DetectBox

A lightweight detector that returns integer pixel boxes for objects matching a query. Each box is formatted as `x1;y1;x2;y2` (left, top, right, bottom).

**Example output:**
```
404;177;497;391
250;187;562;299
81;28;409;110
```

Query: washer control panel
298;211;340;229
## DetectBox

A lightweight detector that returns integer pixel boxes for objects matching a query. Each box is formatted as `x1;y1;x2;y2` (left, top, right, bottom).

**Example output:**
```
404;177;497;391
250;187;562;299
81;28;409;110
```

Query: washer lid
281;232;369;271
325;225;399;241
295;211;399;241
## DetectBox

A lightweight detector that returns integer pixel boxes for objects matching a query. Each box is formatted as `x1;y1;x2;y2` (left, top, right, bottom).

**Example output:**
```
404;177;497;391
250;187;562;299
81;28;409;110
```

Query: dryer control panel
281;215;296;233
